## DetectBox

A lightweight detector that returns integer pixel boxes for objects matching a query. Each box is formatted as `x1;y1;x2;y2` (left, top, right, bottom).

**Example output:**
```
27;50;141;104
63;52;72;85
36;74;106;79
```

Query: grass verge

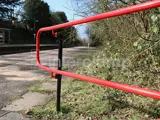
29;77;56;94
28;49;160;120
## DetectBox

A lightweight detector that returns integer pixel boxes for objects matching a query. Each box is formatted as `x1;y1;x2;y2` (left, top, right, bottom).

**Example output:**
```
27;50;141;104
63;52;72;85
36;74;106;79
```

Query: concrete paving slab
0;112;29;120
0;111;9;117
2;92;51;111
0;46;96;111
40;81;57;90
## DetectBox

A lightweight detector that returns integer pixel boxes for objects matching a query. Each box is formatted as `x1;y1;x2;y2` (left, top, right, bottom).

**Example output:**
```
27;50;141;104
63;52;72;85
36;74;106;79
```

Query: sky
44;0;79;20
43;0;88;39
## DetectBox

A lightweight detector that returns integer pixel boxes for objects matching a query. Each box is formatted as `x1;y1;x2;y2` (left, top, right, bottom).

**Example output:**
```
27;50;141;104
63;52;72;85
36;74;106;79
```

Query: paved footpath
0;46;96;120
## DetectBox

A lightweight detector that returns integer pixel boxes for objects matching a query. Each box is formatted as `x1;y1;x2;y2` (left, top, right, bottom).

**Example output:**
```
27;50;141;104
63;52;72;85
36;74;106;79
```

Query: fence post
56;37;63;112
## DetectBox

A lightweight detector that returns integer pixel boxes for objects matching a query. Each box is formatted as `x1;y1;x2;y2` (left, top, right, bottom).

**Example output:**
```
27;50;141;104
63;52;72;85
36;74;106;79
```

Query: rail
36;0;160;112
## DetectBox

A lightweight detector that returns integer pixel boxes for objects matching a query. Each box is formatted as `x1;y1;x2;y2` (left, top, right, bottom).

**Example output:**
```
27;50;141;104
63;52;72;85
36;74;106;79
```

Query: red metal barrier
36;0;160;101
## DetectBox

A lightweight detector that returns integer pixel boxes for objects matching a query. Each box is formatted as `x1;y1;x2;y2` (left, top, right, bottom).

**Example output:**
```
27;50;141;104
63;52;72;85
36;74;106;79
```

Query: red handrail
36;0;160;100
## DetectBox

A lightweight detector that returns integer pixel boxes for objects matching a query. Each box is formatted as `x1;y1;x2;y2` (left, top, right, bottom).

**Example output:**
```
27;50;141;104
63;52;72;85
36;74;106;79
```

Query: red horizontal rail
36;0;160;100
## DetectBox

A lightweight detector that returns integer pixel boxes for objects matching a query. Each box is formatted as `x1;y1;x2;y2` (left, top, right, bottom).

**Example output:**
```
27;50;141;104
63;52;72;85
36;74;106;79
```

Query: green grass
29;77;56;94
29;84;56;94
62;65;70;71
29;78;147;120
27;49;160;120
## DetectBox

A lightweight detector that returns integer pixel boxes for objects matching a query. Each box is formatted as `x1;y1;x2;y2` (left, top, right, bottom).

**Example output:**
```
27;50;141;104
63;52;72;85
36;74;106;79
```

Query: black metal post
56;38;63;112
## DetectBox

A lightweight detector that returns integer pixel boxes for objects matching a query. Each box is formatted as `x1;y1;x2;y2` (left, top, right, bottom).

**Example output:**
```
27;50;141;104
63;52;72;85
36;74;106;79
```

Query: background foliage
0;0;80;46
22;0;160;119
58;0;160;119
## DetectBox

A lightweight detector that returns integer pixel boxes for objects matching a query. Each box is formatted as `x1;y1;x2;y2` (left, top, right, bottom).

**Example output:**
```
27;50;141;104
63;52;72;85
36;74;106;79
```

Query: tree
24;1;79;46
50;12;60;25
0;0;22;20
50;11;78;46
50;11;69;25
54;12;68;23
23;0;51;31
